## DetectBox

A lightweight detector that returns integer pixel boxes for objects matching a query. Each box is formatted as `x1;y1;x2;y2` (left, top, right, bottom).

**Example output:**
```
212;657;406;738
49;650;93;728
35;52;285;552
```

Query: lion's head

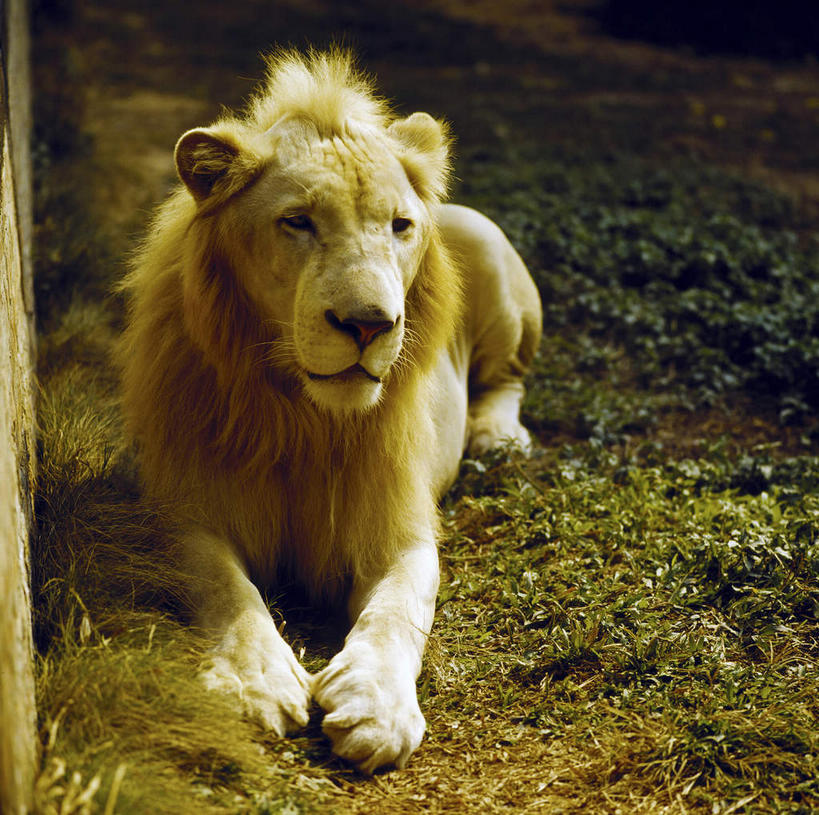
172;50;458;414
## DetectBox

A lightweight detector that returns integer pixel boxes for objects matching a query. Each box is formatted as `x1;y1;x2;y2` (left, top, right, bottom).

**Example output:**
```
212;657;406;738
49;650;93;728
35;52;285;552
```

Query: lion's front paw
313;641;425;774
201;635;313;737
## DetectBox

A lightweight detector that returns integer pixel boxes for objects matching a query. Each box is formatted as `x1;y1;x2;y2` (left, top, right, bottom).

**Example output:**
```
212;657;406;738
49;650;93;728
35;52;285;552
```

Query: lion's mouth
306;364;382;384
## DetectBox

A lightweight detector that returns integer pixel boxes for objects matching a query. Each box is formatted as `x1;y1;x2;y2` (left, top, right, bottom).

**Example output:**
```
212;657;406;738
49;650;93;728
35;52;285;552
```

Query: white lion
118;49;541;774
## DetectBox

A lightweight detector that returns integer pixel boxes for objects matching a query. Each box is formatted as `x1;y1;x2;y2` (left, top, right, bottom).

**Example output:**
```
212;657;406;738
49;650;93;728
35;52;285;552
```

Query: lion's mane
118;51;462;599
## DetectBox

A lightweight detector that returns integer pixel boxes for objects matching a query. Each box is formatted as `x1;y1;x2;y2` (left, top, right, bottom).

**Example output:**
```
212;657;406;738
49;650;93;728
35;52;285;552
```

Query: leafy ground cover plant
460;150;819;423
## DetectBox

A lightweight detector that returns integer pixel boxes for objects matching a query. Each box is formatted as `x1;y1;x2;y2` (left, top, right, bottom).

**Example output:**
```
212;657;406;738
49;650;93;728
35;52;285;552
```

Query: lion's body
120;185;448;599
119;50;541;773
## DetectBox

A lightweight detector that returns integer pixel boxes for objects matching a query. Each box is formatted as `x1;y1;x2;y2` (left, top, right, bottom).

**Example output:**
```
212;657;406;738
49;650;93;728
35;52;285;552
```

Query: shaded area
596;0;819;59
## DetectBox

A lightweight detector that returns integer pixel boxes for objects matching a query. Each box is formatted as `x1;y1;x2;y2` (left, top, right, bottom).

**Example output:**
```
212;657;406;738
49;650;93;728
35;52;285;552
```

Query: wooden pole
0;0;38;810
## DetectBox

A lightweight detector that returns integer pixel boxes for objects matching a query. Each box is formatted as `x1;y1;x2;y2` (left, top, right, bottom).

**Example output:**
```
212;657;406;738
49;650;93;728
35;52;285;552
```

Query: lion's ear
388;112;451;203
175;128;261;206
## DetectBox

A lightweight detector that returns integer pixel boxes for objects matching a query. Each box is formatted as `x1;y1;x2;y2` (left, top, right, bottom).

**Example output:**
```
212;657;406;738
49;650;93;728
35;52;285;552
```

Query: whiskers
402;322;423;351
240;317;300;371
393;323;422;377
240;316;425;382
262;316;296;334
261;337;299;368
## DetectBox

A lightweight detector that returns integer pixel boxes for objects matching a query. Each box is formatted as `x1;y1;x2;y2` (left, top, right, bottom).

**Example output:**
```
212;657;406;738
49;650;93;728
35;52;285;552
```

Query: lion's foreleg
313;537;440;774
181;529;312;735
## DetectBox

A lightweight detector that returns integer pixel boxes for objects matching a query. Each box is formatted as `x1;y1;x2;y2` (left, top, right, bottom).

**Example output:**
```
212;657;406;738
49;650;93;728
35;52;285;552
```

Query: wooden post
0;0;38;810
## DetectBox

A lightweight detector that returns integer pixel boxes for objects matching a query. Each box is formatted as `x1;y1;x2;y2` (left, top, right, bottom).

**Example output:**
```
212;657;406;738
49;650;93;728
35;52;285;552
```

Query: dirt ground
31;1;819;812
35;0;819;249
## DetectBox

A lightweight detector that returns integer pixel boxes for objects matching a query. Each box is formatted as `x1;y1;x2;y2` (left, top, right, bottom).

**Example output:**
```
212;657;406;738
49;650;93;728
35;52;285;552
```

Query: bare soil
37;0;819;240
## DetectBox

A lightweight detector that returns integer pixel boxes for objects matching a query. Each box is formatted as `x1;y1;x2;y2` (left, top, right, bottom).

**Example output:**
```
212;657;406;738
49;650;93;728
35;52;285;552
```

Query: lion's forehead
272;131;413;223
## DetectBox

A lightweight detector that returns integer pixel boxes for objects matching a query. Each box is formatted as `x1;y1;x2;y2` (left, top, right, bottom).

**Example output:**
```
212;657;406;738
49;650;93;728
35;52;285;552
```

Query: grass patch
435;446;819;812
32;137;819;815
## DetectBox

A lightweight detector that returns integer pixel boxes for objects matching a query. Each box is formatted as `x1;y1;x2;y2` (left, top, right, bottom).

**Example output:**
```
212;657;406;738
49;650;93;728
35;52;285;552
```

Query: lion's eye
392;217;413;234
281;214;314;233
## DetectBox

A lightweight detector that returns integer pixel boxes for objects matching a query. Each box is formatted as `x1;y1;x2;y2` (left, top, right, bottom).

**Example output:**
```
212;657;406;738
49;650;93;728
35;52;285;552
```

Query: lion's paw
201;638;313;737
467;416;532;457
313;641;425;774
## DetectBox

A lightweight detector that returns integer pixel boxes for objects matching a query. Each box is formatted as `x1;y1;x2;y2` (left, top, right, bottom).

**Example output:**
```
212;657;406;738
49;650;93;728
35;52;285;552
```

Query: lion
118;49;541;774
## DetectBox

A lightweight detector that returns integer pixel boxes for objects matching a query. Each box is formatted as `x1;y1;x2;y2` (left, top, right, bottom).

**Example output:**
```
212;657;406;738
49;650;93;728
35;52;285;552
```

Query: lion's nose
325;308;397;350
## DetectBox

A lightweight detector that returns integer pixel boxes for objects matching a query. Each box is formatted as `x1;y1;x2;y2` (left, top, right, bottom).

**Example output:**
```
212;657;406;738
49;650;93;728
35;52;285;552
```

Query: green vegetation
461;150;819;423
432;146;819;811
435;442;819;812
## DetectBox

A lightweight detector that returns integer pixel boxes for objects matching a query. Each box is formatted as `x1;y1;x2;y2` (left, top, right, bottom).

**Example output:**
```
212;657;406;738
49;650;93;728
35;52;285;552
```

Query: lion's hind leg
438;203;542;459
463;251;542;458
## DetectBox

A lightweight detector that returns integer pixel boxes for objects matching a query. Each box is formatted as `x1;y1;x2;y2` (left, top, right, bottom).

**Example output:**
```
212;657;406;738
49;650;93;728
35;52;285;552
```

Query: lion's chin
302;364;384;413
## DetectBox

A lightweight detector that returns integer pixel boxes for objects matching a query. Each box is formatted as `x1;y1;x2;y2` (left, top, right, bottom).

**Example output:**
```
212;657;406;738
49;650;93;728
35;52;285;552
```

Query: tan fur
120;51;457;592
118;49;541;773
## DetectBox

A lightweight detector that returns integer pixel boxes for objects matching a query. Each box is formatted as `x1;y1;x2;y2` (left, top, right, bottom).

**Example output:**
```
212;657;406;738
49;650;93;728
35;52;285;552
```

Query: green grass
33;204;819;812
436;443;819;811
33;171;819;813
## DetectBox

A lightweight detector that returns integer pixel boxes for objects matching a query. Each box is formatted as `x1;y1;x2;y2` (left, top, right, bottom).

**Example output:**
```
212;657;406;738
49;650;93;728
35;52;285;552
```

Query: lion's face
176;114;447;414
243;123;432;412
